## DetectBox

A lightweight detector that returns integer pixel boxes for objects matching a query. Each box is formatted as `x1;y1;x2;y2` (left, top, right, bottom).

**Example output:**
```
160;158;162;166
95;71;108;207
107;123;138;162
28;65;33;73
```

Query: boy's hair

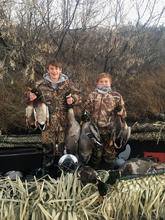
96;72;112;83
46;59;62;69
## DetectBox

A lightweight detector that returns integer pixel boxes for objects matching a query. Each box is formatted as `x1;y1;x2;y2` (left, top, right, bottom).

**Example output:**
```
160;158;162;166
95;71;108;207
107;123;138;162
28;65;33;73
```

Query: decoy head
78;166;98;185
78;166;108;204
97;180;108;203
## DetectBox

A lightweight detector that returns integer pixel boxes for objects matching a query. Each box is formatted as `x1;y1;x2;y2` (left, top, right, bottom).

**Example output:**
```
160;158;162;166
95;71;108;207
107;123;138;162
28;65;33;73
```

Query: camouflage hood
43;72;68;89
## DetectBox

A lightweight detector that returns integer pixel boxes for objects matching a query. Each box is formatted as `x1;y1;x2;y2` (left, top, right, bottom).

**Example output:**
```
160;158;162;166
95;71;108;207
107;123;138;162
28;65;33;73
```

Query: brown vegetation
0;0;165;134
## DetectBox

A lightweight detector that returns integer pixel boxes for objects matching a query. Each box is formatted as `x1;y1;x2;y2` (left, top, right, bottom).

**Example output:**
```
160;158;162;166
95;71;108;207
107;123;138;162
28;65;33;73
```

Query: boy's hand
65;92;74;105
65;92;74;109
117;109;123;116
67;96;74;105
29;91;37;101
114;105;123;115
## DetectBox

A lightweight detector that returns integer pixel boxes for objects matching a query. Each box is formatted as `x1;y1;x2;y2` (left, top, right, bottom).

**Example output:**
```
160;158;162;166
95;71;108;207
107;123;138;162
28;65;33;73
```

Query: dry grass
0;171;164;220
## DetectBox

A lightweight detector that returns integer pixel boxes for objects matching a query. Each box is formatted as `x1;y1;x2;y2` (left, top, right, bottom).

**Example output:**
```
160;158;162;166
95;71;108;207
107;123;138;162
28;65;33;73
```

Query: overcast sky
10;0;165;28
126;0;165;26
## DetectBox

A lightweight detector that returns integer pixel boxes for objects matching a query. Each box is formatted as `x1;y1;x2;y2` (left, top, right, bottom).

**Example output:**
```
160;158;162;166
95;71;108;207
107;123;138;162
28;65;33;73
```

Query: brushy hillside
0;0;165;134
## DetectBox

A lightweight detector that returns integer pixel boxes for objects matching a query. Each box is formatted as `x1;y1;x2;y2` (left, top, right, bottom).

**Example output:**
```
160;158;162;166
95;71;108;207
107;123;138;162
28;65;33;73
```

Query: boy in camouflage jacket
84;72;130;168
27;59;82;166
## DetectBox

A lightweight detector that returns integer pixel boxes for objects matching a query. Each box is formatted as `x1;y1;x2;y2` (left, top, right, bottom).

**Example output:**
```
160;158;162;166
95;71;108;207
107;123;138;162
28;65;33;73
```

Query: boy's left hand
117;109;123;115
114;105;123;115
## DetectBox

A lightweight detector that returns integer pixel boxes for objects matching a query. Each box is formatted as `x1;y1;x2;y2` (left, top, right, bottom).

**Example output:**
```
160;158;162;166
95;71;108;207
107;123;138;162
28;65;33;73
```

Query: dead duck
78;121;102;164
64;93;80;156
108;107;131;149
33;102;49;130
25;103;35;129
25;88;49;130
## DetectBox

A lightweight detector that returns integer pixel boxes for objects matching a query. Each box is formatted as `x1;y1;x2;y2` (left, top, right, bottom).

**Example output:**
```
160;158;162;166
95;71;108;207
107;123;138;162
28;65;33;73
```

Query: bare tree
132;0;165;27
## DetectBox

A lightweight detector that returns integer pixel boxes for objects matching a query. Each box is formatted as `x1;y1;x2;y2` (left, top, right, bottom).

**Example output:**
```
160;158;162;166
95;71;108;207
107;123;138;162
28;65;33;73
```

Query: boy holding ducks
26;59;82;166
83;72;131;169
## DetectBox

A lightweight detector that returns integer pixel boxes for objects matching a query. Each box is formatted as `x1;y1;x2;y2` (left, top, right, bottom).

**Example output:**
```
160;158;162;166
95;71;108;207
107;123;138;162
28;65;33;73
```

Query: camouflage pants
42;113;67;166
91;127;117;166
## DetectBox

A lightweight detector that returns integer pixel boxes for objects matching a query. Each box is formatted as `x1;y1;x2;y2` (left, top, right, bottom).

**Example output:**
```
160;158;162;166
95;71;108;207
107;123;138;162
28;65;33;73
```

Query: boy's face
97;77;111;86
47;65;62;82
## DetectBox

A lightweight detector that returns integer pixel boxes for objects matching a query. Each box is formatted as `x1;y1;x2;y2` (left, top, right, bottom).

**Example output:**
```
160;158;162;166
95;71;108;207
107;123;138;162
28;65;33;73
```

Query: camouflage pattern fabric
84;89;126;128
90;128;117;166
35;77;82;155
84;89;127;164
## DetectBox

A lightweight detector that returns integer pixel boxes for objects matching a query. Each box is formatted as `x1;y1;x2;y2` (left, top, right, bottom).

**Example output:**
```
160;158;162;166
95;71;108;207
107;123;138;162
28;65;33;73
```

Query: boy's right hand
65;91;74;106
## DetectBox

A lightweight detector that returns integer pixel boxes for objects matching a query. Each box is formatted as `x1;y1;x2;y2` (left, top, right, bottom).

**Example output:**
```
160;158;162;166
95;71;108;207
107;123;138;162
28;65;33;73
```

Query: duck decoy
78;166;108;204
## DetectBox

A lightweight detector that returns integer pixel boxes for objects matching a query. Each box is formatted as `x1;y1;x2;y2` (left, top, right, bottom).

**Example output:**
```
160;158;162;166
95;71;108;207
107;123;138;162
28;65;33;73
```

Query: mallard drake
25;104;35;129
33;102;49;130
79;121;102;164
106;170;121;185
25;88;49;130
108;110;131;149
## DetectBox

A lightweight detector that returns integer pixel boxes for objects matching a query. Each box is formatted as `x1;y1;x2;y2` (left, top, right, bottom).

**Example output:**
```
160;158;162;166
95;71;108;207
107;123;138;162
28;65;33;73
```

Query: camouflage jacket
35;77;82;125
84;88;126;128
